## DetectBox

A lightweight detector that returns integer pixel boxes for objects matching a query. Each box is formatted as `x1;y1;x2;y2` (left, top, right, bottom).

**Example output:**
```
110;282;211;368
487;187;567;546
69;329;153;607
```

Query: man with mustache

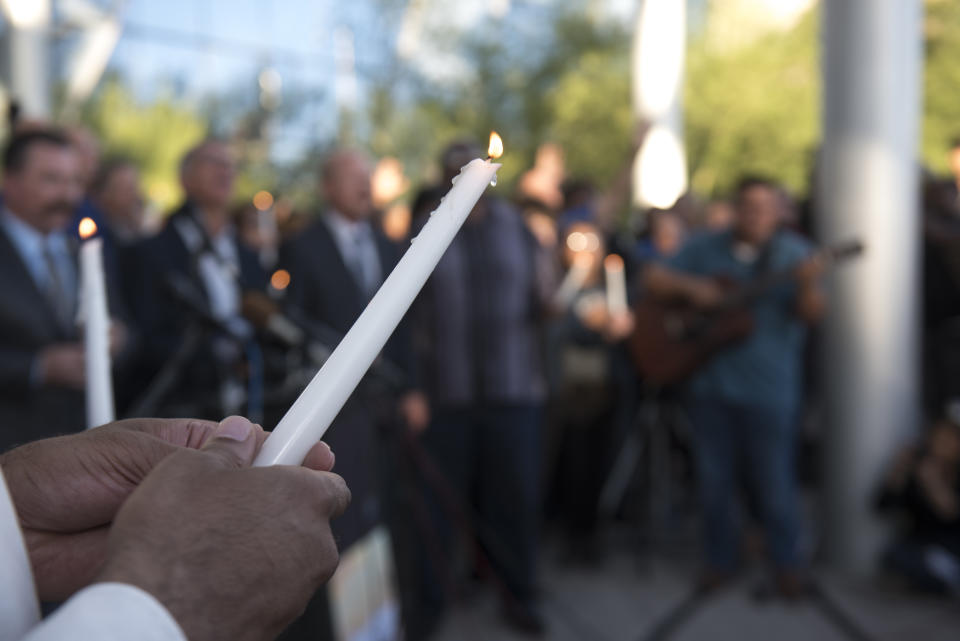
0;129;125;450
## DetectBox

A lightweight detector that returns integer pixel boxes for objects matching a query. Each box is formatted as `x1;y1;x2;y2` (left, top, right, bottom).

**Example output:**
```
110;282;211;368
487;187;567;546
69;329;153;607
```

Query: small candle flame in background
604;254;624;272
78;217;98;240
566;231;601;254
253;190;274;211
488;132;504;159
567;231;588;252
270;269;291;291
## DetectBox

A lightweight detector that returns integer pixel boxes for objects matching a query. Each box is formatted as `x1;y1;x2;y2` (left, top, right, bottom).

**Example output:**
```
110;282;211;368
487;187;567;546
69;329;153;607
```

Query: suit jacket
122;203;267;417
279;215;416;390
0;227;84;450
278;214;416;547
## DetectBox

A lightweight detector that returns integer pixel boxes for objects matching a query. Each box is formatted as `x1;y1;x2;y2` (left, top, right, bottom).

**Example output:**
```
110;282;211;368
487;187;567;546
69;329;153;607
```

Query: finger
199;416;262;469
312;472;351;518
111;418;220;450
254;427;269;453
301;441;335;472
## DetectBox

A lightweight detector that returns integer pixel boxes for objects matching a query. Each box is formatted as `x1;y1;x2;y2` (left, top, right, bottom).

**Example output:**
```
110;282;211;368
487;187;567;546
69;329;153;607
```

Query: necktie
350;226;375;300
41;243;73;332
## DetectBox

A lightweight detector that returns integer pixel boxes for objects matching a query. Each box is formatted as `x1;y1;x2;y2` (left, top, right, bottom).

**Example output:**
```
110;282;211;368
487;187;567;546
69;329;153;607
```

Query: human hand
605;310;636;342
109;319;129;357
400;390;431;435
578;296;609;332
37;343;85;389
96;417;350;641
0;417;335;601
795;254;826;288
687;279;725;309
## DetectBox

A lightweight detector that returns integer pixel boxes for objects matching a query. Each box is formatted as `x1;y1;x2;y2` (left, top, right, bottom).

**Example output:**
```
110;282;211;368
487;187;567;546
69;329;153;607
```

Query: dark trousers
420;402;543;605
552;387;616;539
687;397;802;571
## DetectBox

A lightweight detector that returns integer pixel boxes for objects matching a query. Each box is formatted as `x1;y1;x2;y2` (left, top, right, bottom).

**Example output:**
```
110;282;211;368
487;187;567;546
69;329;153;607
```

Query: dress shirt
0;209;77;320
0;469;39;640
323;210;382;299
20;583;185;641
173;213;241;323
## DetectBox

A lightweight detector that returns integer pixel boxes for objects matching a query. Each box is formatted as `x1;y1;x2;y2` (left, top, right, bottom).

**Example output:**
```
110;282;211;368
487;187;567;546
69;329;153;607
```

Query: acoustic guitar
627;239;864;386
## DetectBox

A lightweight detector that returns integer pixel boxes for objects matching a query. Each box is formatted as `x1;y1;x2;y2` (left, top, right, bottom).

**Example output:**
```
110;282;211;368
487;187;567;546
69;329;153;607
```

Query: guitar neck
725;240;863;308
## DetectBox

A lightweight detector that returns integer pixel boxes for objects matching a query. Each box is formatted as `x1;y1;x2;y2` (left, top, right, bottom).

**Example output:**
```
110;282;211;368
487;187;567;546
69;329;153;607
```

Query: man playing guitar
642;176;826;597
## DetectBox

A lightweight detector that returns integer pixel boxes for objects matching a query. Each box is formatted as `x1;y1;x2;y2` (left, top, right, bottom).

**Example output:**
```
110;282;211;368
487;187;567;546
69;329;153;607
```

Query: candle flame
253;190;274;211
270;269;291;291
567;231;588;253
488;132;504;159
78;217;98;240
604;254;624;272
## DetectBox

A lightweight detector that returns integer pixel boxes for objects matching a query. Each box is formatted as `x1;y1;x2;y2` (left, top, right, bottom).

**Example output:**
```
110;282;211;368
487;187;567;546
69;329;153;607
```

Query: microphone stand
126;323;205;417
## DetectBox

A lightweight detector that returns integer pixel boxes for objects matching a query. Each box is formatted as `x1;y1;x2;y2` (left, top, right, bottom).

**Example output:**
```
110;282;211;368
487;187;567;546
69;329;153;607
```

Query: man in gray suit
0;129;123;450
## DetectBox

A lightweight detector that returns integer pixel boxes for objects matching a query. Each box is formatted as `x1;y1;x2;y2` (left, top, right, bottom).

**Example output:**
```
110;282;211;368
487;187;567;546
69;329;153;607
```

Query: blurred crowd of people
1;118;959;641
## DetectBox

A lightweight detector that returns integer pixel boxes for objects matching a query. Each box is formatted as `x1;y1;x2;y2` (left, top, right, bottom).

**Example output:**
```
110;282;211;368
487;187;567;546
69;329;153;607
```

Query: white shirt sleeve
20;583;186;641
0;468;41;640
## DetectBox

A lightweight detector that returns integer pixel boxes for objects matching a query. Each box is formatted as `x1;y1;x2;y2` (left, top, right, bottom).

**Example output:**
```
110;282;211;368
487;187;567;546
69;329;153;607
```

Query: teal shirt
668;230;812;410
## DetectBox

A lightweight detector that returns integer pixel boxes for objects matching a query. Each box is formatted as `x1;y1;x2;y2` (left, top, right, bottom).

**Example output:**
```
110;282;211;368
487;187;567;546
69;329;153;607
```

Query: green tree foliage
685;7;820;198
82;76;207;210
78;0;960;213
923;0;960;174
546;50;633;186
365;8;632;194
686;0;960;198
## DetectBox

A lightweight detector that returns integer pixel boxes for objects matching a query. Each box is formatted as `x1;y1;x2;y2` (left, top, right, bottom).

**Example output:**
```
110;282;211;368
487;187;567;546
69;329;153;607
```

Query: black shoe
501;601;546;637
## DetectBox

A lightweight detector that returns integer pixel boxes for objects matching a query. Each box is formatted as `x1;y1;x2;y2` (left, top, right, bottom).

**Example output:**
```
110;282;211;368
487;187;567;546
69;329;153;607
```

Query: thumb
200;416;261;469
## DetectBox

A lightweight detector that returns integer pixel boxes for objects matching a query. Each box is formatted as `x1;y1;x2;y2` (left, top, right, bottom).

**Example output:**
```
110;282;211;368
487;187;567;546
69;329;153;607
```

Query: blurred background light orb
635;124;687;210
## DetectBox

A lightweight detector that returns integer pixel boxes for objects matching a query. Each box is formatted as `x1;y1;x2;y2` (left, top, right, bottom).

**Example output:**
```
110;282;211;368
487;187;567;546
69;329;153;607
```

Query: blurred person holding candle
546;222;634;563
409;139;558;635
123;140;267;419
0;129;127;451
0;416;351;641
642;176;826;597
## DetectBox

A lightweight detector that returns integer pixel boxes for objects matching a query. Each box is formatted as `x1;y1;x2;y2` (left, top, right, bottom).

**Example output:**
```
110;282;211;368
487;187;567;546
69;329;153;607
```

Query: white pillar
1;0;52;118
818;0;923;573
631;0;687;210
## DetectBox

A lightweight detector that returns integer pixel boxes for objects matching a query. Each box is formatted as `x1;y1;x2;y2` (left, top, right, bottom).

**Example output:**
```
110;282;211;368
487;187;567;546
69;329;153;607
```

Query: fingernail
216;416;254;442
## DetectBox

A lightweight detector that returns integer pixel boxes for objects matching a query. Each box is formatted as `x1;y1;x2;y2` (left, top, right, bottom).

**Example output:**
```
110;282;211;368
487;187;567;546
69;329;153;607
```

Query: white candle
604;253;628;316
254;134;503;466
78;218;115;428
553;253;594;308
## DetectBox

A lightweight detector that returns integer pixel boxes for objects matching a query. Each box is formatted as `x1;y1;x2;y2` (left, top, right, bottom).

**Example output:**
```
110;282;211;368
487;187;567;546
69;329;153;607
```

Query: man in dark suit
279;149;428;640
123;140;266;419
0;129;126;450
281;149;428;535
